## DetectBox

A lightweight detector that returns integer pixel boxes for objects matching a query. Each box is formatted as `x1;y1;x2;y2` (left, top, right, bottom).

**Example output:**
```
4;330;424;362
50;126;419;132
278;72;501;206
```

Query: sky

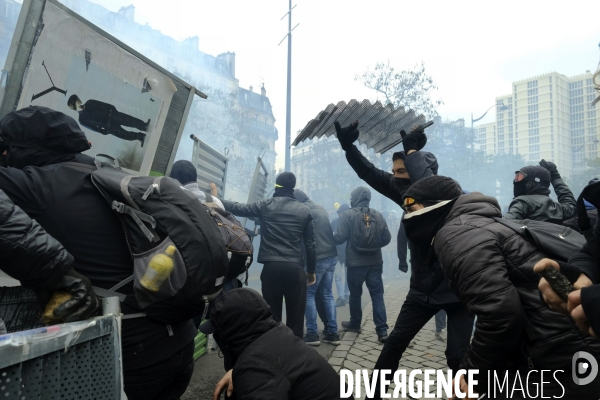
88;0;600;170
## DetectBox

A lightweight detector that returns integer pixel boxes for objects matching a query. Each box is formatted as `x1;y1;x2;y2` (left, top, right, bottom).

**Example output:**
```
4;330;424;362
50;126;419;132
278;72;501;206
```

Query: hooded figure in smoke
505;160;576;223
200;288;348;400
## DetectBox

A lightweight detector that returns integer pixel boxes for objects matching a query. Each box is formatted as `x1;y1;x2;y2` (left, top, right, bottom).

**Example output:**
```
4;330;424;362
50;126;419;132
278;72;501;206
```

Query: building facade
476;71;600;178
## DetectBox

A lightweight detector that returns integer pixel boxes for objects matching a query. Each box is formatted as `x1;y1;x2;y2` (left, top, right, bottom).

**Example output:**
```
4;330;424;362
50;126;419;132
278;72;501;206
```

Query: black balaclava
273;172;296;198
514;166;551;198
170;160;197;185
0;106;90;169
402;176;463;265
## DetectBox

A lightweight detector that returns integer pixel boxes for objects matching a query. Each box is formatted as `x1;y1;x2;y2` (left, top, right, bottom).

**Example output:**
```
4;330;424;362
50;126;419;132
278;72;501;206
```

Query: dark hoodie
294;189;337;261
333;187;391;267
207;289;347;400
435;193;600;396
0;107;196;373
505;165;576;223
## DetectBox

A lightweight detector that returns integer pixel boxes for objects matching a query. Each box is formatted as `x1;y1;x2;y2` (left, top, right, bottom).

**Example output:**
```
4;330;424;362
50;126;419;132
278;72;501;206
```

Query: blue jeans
334;261;350;299
305;256;338;336
347;265;388;336
435;309;447;332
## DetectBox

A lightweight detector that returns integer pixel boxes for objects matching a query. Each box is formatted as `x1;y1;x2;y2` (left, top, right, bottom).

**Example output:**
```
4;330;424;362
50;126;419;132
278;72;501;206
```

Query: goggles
403;197;416;207
514;171;527;183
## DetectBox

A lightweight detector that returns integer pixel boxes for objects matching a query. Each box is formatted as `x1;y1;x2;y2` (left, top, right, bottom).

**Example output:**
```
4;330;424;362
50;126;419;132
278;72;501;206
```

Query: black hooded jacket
505;165;576;223
333;187;391;267
294;190;337;261
209;289;347;400
344;145;459;304
0;190;73;288
435;193;600;396
0;107;196;372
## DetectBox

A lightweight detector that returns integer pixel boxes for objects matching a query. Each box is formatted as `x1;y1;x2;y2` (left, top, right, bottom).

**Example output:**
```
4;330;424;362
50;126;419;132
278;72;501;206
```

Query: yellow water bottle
140;245;176;292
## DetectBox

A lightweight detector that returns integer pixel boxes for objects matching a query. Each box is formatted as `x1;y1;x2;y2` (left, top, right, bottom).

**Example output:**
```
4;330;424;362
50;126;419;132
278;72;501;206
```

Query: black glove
401;128;427;153
399;262;408;273
539;159;561;180
334;121;359;150
36;268;100;323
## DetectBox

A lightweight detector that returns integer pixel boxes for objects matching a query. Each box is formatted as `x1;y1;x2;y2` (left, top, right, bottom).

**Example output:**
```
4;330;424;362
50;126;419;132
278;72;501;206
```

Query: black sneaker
303;333;320;346
378;334;388;344
341;321;361;333
322;333;341;345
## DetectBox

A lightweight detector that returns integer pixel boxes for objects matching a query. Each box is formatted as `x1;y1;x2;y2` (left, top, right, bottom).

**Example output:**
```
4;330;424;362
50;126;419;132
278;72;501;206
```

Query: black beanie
520;166;550;187
294;189;309;203
275;172;296;189
403;176;462;203
170;160;197;185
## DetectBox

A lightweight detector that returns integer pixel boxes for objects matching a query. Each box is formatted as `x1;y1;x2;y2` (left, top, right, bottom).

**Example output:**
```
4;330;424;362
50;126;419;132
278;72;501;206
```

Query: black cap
170;160;197;185
403;176;462;204
275;172;296;189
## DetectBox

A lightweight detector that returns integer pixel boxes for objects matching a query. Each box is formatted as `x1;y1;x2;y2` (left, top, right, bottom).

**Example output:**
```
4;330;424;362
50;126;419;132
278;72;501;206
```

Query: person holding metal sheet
221;172;317;339
334;121;473;399
67;94;148;147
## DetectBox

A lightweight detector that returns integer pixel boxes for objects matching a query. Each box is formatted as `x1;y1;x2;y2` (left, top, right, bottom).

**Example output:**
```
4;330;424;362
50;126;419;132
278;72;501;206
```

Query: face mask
394;177;412;187
513;180;528;198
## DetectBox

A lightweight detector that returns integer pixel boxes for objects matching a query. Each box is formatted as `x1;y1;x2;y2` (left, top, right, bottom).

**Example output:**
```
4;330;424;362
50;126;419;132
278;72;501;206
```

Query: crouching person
203;288;352;400
402;176;600;399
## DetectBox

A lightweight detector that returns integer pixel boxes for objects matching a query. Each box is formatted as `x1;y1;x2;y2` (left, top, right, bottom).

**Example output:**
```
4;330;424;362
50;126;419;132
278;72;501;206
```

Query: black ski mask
513;166;551;198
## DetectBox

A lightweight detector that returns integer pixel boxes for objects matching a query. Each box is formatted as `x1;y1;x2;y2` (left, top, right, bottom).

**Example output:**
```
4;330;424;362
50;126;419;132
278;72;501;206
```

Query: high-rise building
476;71;600;178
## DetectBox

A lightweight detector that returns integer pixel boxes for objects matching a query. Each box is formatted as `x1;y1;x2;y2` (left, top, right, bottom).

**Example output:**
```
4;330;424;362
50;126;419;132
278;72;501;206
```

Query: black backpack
352;207;383;252
66;158;229;324
494;217;585;261
204;193;253;283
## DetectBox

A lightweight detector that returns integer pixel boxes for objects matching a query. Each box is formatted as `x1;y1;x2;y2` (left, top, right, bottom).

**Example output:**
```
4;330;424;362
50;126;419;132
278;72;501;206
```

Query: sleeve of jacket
435;224;525;371
221;199;264;218
569;242;600;284
333;212;351;245
551;177;577;220
404;151;437;183
0;190;73;288
233;357;290;400
344;145;399;201
379;215;392;247
303;212;317;274
504;198;529;220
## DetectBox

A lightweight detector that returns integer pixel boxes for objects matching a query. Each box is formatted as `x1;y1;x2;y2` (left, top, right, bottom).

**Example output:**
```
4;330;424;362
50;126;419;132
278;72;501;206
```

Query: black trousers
261;262;307;338
370;294;474;399
124;339;195;400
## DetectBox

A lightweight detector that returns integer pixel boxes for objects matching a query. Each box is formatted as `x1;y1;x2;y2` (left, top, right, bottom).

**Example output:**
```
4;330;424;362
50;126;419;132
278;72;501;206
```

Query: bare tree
355;61;443;118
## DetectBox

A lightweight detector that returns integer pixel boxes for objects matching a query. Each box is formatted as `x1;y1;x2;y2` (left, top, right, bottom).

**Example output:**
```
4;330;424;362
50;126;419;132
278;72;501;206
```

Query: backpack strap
111;200;158;242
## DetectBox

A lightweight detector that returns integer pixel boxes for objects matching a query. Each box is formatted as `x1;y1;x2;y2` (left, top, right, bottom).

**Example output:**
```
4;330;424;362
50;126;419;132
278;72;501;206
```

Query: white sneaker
435;329;446;342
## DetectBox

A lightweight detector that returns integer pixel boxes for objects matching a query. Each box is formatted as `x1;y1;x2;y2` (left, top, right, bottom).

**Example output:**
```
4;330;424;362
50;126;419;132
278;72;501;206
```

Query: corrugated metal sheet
292;100;432;154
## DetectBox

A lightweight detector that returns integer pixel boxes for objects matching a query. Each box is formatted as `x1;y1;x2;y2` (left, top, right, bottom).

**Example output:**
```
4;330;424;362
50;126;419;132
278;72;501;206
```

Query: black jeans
261;262;306;338
370;294;474;399
124;339;195;400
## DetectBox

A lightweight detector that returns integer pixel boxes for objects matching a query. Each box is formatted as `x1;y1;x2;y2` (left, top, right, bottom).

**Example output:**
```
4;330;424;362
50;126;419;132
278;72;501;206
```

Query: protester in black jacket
0;189;99;323
334;186;391;342
404;176;600;398
505;161;576;222
294;189;340;346
204;288;350;400
222;172;316;338
335;122;473;399
0;107;196;400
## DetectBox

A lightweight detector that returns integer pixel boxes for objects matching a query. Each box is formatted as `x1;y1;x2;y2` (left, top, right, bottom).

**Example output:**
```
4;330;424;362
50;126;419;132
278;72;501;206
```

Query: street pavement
182;270;452;400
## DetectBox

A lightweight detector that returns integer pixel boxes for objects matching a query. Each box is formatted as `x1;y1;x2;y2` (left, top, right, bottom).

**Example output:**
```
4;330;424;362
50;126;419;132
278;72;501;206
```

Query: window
527;80;538;88
528;96;538;104
527;88;538;96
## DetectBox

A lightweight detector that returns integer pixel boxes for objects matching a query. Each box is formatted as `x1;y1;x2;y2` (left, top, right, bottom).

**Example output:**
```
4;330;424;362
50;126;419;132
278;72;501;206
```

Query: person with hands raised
333;120;472;400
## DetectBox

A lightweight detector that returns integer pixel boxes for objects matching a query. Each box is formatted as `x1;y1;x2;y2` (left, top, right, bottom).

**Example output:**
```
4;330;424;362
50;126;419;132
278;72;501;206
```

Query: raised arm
540;160;576;219
222;199;264;218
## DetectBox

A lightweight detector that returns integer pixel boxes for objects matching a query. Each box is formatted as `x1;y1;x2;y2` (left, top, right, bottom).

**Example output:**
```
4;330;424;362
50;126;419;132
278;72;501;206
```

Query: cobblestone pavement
329;280;451;400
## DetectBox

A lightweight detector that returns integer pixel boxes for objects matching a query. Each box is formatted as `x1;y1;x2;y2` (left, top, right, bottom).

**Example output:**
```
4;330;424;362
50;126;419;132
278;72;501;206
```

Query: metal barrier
0;298;124;400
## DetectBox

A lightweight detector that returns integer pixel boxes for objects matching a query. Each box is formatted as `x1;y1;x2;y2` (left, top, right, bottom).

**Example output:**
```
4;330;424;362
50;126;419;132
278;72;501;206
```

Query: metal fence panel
190;134;229;198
